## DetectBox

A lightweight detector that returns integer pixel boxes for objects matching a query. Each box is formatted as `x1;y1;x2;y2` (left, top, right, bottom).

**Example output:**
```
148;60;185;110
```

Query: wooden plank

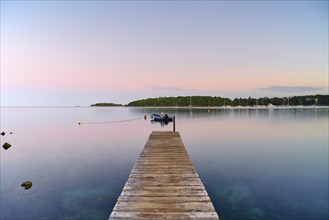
112;201;216;212
123;185;205;190
126;180;204;187
117;196;212;203
129;172;199;177
110;212;219;219
109;131;219;219
131;169;197;174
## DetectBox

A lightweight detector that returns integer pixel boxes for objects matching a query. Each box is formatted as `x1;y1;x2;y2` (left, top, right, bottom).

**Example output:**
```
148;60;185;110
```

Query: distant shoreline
1;95;328;108
124;105;329;109
90;94;329;107
1;105;329;109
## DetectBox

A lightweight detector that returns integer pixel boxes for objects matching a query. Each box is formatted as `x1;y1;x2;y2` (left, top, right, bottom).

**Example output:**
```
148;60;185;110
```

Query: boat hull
151;113;173;123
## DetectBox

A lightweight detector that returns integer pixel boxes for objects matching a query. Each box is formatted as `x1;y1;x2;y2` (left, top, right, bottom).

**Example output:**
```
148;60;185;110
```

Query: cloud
146;85;195;92
258;85;326;93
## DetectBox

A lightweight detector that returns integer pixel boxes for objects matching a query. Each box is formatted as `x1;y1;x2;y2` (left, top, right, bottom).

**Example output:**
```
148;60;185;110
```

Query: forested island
126;95;329;107
91;95;328;107
91;103;123;107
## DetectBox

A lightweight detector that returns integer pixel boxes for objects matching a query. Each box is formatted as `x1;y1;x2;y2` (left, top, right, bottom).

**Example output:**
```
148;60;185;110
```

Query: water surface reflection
1;107;328;219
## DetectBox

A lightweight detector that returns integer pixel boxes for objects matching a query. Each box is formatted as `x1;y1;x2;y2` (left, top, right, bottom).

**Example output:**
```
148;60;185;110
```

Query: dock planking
109;131;219;219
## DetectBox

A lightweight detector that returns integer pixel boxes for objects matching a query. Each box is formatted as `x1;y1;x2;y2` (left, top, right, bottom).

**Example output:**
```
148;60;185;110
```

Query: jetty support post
173;115;176;132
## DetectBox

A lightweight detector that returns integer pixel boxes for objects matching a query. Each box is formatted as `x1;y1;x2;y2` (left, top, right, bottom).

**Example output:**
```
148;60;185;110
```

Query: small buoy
144;115;147;120
2;142;11;150
10;132;13;134
78;122;81;125
1;132;5;136
21;181;32;190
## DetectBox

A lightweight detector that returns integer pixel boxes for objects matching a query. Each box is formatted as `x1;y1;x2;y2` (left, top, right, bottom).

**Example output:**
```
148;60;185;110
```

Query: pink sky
1;1;328;106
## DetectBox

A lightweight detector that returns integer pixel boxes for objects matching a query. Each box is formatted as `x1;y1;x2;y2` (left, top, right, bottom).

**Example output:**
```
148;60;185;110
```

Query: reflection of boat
151;113;173;123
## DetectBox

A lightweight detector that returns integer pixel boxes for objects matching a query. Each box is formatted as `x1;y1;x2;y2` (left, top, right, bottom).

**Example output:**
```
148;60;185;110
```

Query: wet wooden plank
109;131;219;219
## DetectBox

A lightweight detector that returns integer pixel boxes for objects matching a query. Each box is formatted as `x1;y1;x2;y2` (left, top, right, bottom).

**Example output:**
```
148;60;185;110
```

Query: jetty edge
109;131;219;219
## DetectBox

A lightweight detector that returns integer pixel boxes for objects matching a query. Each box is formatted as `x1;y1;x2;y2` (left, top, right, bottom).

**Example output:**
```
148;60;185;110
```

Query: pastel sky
1;1;328;106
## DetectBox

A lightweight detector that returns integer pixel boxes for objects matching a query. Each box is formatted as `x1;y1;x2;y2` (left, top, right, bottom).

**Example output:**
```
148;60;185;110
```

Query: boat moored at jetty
150;113;173;123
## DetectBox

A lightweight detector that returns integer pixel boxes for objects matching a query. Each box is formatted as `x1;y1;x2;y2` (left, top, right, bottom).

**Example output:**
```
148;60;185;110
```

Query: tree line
91;103;123;107
127;95;329;107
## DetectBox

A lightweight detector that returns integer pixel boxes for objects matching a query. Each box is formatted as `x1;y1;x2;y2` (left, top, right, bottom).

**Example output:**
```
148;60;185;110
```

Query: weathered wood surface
109;131;219;219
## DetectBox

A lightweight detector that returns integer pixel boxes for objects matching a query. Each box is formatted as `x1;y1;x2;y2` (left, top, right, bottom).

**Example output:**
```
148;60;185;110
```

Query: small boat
150;113;173;123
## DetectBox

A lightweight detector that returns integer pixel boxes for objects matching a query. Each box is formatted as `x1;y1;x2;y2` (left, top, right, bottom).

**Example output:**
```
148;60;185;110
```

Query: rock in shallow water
2;142;11;150
21;181;33;190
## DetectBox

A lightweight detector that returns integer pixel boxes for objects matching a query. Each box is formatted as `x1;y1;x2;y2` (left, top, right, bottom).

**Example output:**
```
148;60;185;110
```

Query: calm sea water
1;107;328;220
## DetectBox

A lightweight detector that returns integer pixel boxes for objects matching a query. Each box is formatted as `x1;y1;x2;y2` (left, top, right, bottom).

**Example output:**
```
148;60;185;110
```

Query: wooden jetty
109;131;219;219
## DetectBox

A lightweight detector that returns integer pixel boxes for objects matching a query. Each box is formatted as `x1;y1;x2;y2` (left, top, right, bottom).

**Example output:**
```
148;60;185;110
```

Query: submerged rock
1;132;5;136
21;181;33;190
2;142;11;150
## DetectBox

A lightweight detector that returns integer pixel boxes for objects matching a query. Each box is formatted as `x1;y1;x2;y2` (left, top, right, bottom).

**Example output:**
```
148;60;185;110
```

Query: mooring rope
78;117;143;125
